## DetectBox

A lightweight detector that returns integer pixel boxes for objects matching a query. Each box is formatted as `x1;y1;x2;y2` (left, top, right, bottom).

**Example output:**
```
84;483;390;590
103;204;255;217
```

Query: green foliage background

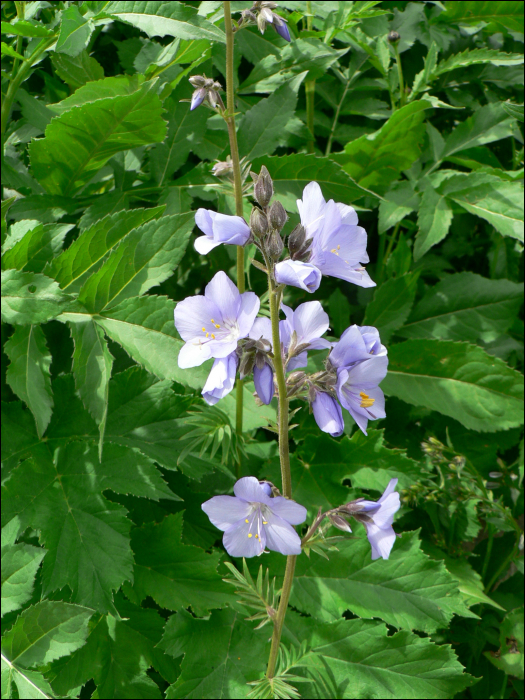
1;1;524;698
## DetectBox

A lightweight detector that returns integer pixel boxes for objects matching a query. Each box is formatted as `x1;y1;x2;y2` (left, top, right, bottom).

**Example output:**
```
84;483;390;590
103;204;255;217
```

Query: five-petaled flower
202;477;307;557
174;271;259;368
275;182;375;292
194;208;251;254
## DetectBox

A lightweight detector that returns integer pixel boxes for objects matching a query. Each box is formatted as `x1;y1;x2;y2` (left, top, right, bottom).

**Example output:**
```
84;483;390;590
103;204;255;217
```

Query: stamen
210;319;215;323
255;534;259;538
359;391;375;408
206;333;209;337
262;521;268;525
211;334;216;339
202;327;206;332
245;519;249;523
214;324;221;328
248;533;253;538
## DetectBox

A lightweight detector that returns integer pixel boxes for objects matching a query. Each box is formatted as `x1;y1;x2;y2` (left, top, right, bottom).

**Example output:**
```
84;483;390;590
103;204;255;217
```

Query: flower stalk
305;1;316;153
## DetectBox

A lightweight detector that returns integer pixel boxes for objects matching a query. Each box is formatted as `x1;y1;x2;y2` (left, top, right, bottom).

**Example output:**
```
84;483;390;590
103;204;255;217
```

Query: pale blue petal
254;363;274;404
264;513;302;555
274;260;322;293
270;497;307;525
234;476;271;504
202;495;250;531
313;392;344;437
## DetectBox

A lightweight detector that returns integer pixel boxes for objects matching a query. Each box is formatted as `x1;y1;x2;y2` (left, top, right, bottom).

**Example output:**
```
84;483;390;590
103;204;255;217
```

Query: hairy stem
224;1;245;474
305;1;315;153
266;554;296;678
394;43;406;108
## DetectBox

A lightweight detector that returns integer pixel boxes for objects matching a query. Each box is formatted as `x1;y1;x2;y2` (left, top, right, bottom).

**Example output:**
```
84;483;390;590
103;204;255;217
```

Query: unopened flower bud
212;159;233;177
294;237;313;262
257;12;268;33
191;87;207;111
239;351;256;379
288;371;306;386
308;384;317;404
260;6;273;22
329;513;353;533
256;338;272;353
268;231;284;260
254;166;273;207
189;75;206;88
268;201;287;231
250;207;268;238
255;351;267;370
272;13;291;42
287;223;306;256
388;30;400;43
208;90;220;109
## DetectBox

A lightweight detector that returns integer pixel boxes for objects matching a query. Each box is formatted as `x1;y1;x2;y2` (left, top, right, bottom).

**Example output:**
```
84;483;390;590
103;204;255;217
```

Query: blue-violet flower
194;208;251;254
346;479;400;560
202;352;238;405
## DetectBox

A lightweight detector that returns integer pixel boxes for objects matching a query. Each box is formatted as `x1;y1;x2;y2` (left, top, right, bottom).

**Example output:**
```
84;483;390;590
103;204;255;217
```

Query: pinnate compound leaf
437;1;524;33
413;184;453;261
46;206;164;292
5;325;53;438
95;295;210;388
103;0;226;43
1;441;134;614
29;78;166;196
441;103;516;160
2;222;73;273
56;4;93;57
77;213;193;312
159;608;269;699
399;272;524;344
283;614;476;699
381;339;524;432
1;20;53;38
433;48;524;76
1;543;46;617
362;273;419;344
1;270;72;325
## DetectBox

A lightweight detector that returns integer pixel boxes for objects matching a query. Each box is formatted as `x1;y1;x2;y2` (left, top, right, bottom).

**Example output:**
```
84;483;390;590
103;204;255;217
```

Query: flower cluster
237;1;291;42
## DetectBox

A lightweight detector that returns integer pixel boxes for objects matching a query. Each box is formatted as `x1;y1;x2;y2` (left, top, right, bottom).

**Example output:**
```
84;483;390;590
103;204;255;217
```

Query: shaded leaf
362;272;419;344
1;542;46;617
1;270;72;326
56;5;93;57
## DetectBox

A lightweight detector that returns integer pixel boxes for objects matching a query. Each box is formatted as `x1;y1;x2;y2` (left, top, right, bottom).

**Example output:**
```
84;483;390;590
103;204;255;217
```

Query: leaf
413;184;453;261
441;103;516;160
1;441;134;614
381;339;524;432
1;270;72;325
1;20;53;38
51;50;104;90
1;42;24;60
29;77;166;196
1;542;46;617
77;213;193;312
94;295;210;388
502;102;524;121
70;318;113;455
2;222;73;273
439;172;524;242
333;101;431;195
5;325;53;438
1;661;53;700
56;5;93;57
46;206;164;292
249;154;378;213
103;0;226;43
362;273;419;344
399;272;524;344
378;180;419;233
49;598;179;698
123;513;232;614
237;82;299;161
159;608;269;699
433;48;524;76
485;606;524;679
438;1;524;33
283;614;476;699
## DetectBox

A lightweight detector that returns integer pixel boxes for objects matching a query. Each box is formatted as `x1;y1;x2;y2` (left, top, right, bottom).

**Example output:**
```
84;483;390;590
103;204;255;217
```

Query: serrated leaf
1;601;93;669
46;206;164;292
441;103;516;160
5;325;53;438
103;0;226;42
1;441;134;614
502;102;524;121
485;606;524;679
1;42;24;60
413;184;453;260
77;213;193;312
56;4;93;57
159;608;269;699
52;50;104;90
433;48;524;77
283;614;476;699
94;294;210;387
1;542;46;617
124;513;233;614
2;222;73;273
1;270;72;325
381;339;524;432
362;273;419;344
70;318;113;454
1;20;53;38
399;272;524;343
1;661;53;700
438;1;524;33
29;77;166;196
378;180;419;233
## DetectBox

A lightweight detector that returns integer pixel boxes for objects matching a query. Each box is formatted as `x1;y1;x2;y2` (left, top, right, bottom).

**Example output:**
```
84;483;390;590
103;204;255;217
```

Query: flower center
200;317;239;342
360;391;375;408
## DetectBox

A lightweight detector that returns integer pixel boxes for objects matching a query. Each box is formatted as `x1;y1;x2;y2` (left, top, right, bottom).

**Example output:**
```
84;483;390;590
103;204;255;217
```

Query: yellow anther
210;319;215;323
202;327;206;332
255;534;259;539
263;521;268;525
214;324;221;328
337;245;340;250
359;391;375;408
248;533;253;538
245;519;249;523
206;333;209;338
211;334;216;339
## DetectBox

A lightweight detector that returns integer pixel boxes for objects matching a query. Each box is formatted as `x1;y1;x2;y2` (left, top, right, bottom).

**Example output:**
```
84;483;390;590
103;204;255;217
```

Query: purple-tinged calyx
202;476;307;557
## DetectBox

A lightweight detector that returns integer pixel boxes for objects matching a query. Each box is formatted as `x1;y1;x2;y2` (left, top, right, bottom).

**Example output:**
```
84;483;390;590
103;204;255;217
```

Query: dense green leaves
1;270;72;325
363;273;419;343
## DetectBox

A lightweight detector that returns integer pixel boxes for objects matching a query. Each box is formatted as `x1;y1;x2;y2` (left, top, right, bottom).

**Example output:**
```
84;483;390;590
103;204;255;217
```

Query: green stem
266;554;296;679
481;526;494;582
485;543;518;593
394;44;405;108
224;1;245;469
377;221;401;286
305;1;315;153
325;76;350;156
499;673;508;700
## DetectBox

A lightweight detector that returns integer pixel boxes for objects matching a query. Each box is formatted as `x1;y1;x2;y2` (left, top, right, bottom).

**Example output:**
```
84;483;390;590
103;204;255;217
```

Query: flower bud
293;237;313;262
189;75;206;88
190;87;207;111
212;159;233;177
250;207;268;239
329;513;353;533
255;351;267;371
287;223;306;256
268;201;287;231
260;6;274;22
257;12;268;33
255;338;272;353
254;166;273;207
239;351;256;379
288;371;306;386
388;30;400;43
268;231;284;260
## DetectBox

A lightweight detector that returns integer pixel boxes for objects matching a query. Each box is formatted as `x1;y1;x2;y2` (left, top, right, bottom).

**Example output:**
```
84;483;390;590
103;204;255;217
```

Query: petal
270;497;307;525
315;199;343;252
274;260;322;293
202;353;238;405
323;223;369;264
316;255;376;288
379;478;399;503
287;351;308;372
346;403;369;436
194;235;221;255
212;213;251;246
312;392;344;437
174;295;218;342
330;325;369;368
373;493;400;529
347;356;389;388
223;518;266;557
336;201;359;226
254;364;275;405
297;181;326;238
292;301;330;345
178;339;213;368
274;17;291;41
237;291;261;338
249;317;273;345
234;476;271;504
195;209;214;237
365;523;397;560
264;513;302;555
204;338;239;359
205;271;241;322
202;495;250;531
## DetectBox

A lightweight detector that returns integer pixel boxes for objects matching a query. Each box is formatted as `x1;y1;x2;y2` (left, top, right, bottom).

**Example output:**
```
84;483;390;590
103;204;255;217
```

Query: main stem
305;1;315;153
224;1;245;476
265;263;294;679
